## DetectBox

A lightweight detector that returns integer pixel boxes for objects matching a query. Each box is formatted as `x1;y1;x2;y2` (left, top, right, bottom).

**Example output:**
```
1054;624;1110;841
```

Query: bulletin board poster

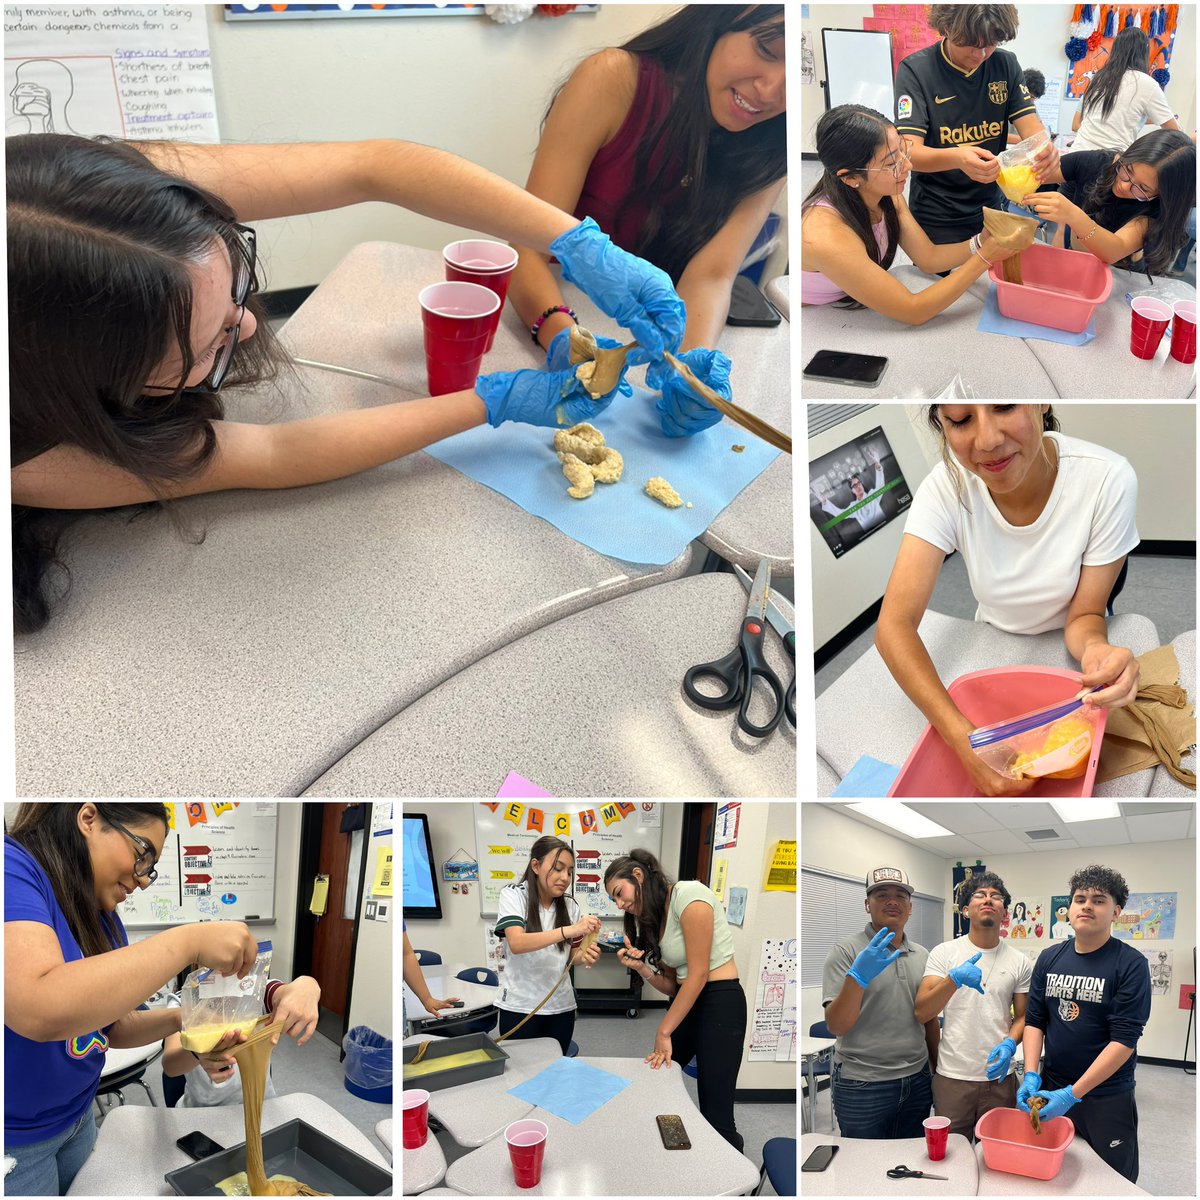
749;938;796;1062
1050;895;1074;938
1000;898;1045;940
1114;892;1177;940
861;4;938;76
5;5;219;142
1137;947;1174;994
225;4;597;19
715;802;741;851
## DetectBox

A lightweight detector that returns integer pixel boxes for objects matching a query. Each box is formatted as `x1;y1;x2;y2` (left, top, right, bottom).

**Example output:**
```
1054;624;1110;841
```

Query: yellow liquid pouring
179;1018;262;1053
403;1049;495;1078
997;163;1038;205
215;1172;303;1197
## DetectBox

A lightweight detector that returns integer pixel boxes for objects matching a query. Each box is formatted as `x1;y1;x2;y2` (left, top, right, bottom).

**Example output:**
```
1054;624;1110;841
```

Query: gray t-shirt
822;922;932;1081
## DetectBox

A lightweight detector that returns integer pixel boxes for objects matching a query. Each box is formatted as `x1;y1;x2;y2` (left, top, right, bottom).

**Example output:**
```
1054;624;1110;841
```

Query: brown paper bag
981;206;1039;285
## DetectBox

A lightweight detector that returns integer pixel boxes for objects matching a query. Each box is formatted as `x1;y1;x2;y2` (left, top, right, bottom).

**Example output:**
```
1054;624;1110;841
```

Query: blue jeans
4;1109;98;1195
1173;207;1196;271
832;1061;933;1139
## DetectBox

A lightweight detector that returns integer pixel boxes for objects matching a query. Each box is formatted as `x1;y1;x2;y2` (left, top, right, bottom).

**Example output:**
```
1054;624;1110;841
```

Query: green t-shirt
659;880;735;980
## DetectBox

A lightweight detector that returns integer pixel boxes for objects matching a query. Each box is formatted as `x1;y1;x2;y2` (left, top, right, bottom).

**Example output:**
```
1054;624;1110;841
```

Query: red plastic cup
444;239;519;352
504;1118;547;1188
924;1115;950;1161
418;281;500;396
1169;300;1196;364
1129;296;1173;360
402;1088;430;1149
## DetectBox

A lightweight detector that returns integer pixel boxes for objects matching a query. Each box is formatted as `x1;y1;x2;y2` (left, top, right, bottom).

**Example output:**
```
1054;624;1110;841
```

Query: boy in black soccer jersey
894;5;1058;252
1017;865;1151;1183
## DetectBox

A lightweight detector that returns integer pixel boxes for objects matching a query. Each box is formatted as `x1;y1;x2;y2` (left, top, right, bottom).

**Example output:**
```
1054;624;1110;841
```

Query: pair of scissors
683;559;786;737
733;562;795;728
887;1165;949;1181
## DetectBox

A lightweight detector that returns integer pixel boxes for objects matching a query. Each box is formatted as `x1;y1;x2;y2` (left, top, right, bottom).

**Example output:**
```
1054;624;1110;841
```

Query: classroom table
800;1132;977;1196
305;571;796;797
816;609;1195;797
402;1035;561;1148
376;1118;393;1157
443;1055;760;1195
403;1128;446;1195
404;967;498;1033
800;1035;835;1135
65;1092;391;1195
764;274;790;321
278;241;793;575
973;1137;1150;1195
801;261;1195;398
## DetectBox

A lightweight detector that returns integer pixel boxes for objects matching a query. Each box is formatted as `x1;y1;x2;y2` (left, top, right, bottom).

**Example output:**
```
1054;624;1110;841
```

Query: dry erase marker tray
402;1031;509;1091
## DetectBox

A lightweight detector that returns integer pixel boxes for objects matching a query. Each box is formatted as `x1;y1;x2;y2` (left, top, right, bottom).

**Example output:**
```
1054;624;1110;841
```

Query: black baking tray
402;1030;508;1092
164;1118;392;1195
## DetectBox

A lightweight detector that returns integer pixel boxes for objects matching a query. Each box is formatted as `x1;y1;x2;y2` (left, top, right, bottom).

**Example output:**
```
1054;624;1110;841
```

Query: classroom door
308;804;358;1023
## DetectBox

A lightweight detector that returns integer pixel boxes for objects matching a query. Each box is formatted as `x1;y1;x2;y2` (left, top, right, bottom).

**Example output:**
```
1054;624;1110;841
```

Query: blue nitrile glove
985;1037;1017;1081
545;326;622;373
1016;1071;1043;1113
1033;1085;1080;1123
846;926;903;989
550;217;686;363
948;951;986;994
475;363;631;429
647;347;730;438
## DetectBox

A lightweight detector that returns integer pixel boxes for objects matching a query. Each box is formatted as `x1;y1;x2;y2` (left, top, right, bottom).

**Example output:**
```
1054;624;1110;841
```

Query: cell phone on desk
802;1144;839;1172
803;349;889;388
655;1114;691;1150
177;1131;224;1161
726;275;782;327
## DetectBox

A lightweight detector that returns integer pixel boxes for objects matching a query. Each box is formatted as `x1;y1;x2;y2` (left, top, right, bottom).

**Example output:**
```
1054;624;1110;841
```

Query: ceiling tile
1063;818;1131;847
1124;812;1194;842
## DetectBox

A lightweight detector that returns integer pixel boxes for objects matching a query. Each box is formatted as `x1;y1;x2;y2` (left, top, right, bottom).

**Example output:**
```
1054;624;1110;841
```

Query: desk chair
414;949;442;966
754;1137;796;1197
95;1047;162;1120
455;967;498;986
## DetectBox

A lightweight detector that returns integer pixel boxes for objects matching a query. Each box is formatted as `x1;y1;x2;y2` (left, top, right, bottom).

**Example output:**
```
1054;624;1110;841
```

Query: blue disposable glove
647;347;730;438
948;951;985;994
1033;1085;1080;1123
550;218;686;362
985;1037;1017;1081
545;325;622;373
475;362;631;429
1016;1071;1043;1113
846;926;903;989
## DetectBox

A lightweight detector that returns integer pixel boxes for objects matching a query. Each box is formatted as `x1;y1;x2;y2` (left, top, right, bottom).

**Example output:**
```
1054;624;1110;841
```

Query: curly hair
1068;864;1129;910
962;870;1012;911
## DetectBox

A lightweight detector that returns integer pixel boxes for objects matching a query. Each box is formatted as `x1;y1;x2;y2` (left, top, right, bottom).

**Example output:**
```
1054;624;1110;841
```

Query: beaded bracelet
531;304;577;345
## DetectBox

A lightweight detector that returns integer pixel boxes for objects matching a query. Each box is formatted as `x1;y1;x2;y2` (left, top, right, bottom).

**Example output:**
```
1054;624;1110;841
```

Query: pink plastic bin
889;666;1109;797
975;1107;1074;1181
988;242;1112;333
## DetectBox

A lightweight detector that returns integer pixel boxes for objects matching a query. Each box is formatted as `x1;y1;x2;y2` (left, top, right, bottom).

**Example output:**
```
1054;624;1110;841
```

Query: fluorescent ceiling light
1051;801;1120;823
845;802;952;838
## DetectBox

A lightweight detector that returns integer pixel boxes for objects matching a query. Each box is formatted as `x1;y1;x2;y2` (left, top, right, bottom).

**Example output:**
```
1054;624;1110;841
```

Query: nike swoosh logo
935;95;957;104
1110;1139;1123;1147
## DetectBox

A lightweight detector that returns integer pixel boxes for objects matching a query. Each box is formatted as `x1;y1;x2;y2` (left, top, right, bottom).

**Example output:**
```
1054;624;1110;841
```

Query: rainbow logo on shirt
66;1031;109;1059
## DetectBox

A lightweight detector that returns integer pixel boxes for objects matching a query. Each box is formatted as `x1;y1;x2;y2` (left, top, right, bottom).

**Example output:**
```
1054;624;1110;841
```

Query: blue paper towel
506;1056;630;1124
832;755;901;797
424;383;779;565
977;284;1096;345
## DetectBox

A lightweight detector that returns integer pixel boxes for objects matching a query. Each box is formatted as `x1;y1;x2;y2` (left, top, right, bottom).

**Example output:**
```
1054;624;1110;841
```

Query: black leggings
497;1007;576;1056
667;978;747;1153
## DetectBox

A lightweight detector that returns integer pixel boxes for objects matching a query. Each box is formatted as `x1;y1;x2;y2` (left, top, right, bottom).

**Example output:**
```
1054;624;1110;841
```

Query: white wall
801;4;1196;154
203;3;678;290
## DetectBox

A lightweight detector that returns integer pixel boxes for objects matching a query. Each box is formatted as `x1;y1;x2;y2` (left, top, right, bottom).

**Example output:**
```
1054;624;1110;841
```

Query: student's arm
106;1005;184;1049
10;390;489;510
924;1017;940;1072
1009;990;1028;1044
1022;1024;1045;1074
1063;557;1140;709
1069;1041;1135;1096
137;140;578;255
657;902;716;1040
402;929;461;1013
914;974;959;1024
1060;212;1152;265
1068;948;1151;1096
503;921;590;955
895;195;990;274
1011;113;1059;180
504;50;638;355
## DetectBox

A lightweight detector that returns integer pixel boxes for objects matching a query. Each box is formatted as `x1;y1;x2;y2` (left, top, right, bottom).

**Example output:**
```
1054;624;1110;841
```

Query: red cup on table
1129;296;1173;360
443;239;519;353
402;1088;430;1149
418;281;500;396
1170;300;1197;364
504;1118;548;1189
923;1115;950;1161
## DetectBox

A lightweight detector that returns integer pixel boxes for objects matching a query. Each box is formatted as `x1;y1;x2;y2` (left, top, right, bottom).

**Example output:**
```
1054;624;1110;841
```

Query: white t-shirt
903;432;1139;634
494;883;582;1016
166;993;277;1108
923;937;1033;1082
1070;70;1177;154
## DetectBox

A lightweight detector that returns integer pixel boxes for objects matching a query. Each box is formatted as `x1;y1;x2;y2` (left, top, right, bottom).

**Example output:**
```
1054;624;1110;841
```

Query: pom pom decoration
1152;67;1171;86
1065;36;1089;61
537;3;578;13
1087;29;1103;50
485;3;535;22
1103;6;1116;37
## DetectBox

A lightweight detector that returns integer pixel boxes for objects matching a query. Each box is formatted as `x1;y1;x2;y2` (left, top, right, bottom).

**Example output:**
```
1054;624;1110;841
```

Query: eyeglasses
1116;162;1157;203
100;809;159;883
863;141;913;181
207;224;258;392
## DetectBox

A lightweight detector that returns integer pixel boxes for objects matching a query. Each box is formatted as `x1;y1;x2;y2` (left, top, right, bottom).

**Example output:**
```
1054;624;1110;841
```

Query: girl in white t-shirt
493;837;600;1055
877;404;1141;798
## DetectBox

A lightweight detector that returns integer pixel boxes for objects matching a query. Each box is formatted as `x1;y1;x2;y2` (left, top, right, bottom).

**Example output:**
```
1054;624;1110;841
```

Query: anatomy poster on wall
952;864;986;937
1114;893;1177;940
1000;898;1044;940
1136;948;1174;995
749;938;796;1062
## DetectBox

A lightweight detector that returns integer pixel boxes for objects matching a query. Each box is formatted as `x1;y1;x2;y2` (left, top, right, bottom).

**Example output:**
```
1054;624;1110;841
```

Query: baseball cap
865;866;914;896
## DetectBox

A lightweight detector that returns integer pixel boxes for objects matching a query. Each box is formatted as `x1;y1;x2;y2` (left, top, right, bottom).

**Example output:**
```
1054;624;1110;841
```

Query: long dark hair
1080;27;1152;123
8;133;287;635
7;802;168;958
1078;130;1195;277
604;849;673;972
517;835;574;955
557;5;786;282
801;105;901;309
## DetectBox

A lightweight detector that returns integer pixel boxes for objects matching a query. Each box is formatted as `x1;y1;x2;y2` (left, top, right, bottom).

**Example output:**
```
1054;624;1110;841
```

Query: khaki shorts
932;1071;1018;1140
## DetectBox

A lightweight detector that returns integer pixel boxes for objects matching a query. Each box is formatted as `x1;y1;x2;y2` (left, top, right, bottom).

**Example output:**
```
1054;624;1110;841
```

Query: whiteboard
119;802;277;928
473;802;664;920
822;28;895;117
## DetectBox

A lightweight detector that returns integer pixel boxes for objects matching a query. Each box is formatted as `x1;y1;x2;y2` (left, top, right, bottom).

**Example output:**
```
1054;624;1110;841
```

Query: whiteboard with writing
119;802;277;928
4;4;219;142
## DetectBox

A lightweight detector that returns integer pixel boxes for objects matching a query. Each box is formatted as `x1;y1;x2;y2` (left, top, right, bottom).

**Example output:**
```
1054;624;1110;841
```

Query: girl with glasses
8;134;687;634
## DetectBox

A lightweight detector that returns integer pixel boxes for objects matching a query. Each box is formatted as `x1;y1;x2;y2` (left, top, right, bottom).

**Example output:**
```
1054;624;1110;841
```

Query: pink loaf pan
988;242;1112;334
889;666;1109;798
975;1107;1075;1181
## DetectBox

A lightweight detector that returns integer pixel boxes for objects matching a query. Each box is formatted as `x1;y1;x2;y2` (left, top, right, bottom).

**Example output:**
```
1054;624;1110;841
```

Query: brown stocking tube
981;206;1039;286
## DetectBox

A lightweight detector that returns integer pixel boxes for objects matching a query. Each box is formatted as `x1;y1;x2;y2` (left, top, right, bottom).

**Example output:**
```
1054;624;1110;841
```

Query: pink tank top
574;57;686;261
800;199;892;305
